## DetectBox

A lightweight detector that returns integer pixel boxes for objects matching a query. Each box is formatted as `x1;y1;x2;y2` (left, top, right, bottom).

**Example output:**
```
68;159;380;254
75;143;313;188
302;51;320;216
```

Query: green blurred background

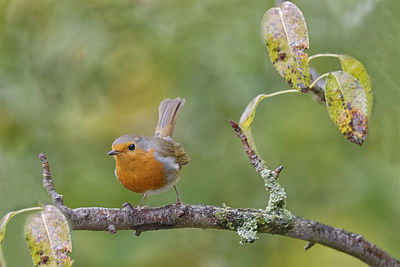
0;0;399;266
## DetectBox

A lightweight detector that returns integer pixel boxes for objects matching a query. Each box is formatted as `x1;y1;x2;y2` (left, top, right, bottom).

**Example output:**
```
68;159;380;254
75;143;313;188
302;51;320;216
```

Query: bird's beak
107;150;120;156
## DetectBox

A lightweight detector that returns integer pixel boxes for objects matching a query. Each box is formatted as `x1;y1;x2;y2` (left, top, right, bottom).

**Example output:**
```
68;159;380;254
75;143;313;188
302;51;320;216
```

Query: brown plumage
108;98;190;207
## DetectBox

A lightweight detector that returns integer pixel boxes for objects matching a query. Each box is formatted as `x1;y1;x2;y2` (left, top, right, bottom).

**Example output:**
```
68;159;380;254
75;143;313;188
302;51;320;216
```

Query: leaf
239;90;298;153
239;94;270;153
261;1;311;92
239;94;268;131
337;55;372;115
1;207;44;243
0;246;5;267
0;213;15;246
325;71;368;146
25;205;72;267
0;207;43;267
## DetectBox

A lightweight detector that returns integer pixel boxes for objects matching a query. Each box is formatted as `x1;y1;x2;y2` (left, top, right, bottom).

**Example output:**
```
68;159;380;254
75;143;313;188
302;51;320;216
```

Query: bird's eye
128;144;136;151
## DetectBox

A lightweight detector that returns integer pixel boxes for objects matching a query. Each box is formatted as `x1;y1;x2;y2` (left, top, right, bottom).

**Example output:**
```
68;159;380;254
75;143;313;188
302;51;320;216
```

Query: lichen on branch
230;120;294;238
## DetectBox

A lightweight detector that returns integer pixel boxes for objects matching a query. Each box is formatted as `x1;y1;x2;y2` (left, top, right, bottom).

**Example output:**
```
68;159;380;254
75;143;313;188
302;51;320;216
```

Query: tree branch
38;124;399;267
308;67;326;103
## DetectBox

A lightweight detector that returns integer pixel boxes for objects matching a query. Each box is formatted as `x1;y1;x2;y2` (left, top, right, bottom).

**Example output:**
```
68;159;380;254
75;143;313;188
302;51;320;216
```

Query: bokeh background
0;0;399;266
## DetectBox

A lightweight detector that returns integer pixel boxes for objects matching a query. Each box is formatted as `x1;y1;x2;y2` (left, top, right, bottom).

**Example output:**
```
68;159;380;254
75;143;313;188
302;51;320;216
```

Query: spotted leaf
261;1;311;92
325;71;368;146
25;205;72;267
338;55;372;115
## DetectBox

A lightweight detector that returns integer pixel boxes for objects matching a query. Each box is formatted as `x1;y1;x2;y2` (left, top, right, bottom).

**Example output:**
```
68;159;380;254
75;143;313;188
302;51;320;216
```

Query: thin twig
230;120;264;172
40;153;64;207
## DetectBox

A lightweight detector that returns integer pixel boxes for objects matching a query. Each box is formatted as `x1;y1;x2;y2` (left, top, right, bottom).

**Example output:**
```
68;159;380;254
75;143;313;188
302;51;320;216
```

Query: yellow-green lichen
236;216;259;244
254;213;266;226
214;204;235;231
261;170;287;210
261;168;294;229
265;208;294;230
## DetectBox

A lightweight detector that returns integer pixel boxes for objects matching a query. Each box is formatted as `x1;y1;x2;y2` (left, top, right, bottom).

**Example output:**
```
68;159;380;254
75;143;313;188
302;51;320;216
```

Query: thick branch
39;150;399;267
51;204;399;266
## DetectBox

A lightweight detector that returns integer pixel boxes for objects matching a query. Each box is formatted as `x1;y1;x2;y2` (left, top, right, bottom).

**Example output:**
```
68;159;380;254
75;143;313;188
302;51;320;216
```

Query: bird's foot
175;199;184;206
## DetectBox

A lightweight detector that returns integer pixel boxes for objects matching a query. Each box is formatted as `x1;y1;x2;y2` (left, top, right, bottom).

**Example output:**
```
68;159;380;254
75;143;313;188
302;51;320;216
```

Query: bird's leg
137;194;148;209
174;185;183;205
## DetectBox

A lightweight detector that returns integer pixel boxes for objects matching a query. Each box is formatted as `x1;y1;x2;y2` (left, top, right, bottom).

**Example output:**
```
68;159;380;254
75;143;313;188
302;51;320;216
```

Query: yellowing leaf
25;205;72;267
325;71;368;146
1;207;43;267
239;94;269;153
0;207;42;244
0;213;15;246
239;90;298;153
0;246;5;267
261;1;311;92
337;55;372;115
239;94;268;131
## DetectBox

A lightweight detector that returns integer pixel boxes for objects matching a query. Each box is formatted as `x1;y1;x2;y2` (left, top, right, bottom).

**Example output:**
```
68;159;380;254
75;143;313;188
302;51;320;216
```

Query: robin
108;98;190;208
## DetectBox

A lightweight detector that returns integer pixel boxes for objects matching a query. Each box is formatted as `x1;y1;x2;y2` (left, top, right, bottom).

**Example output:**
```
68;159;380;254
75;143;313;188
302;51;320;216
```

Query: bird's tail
154;98;185;138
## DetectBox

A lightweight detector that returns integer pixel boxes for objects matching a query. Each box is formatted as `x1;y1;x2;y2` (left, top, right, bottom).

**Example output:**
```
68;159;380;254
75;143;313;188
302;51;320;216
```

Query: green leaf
337;55;372;115
0;207;43;267
261;1;311;92
25;205;72;267
325;71;368;146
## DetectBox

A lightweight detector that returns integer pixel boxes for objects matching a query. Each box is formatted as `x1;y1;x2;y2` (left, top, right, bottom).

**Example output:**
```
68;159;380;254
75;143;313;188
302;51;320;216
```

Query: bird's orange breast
114;148;167;193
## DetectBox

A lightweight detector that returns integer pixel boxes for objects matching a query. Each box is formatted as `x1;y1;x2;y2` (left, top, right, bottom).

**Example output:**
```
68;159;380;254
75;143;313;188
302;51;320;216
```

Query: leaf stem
263;89;299;98
10;207;43;214
308;53;339;63
309;73;329;89
1;206;43;244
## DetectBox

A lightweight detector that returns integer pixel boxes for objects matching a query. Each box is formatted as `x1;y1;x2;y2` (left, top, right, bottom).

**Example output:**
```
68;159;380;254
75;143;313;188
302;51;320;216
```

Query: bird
108;98;190;208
